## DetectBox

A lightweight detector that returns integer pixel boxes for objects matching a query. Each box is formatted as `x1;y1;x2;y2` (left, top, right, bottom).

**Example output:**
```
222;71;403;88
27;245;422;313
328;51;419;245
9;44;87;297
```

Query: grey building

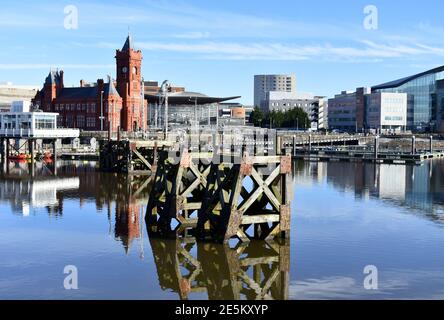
265;91;328;130
254;74;296;110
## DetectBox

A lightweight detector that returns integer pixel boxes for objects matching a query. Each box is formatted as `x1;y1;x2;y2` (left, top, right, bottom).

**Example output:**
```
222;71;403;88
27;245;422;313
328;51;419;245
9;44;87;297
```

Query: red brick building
33;35;147;132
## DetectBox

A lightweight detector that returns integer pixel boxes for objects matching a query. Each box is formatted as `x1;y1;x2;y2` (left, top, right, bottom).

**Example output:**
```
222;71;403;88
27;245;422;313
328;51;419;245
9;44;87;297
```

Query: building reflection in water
0;160;151;255
147;234;290;300
294;159;444;219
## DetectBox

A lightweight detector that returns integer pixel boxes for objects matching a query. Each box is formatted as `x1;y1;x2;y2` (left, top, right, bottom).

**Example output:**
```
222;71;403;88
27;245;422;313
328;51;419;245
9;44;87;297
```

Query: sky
1;0;444;104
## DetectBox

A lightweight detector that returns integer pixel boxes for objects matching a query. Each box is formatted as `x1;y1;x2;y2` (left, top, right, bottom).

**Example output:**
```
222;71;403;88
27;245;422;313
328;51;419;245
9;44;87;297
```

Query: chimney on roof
59;70;64;88
80;79;85;87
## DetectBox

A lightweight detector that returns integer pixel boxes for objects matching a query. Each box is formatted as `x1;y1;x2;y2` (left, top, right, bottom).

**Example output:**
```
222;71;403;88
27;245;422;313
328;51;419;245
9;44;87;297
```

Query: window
87;117;96;128
88;103;96;113
60;104;64;111
77;103;81;111
77;115;85;128
66;115;73;127
35;115;55;129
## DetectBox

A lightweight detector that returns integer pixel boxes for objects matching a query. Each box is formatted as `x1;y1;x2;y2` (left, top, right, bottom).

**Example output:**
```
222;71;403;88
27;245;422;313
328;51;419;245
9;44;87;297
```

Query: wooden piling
195;151;292;243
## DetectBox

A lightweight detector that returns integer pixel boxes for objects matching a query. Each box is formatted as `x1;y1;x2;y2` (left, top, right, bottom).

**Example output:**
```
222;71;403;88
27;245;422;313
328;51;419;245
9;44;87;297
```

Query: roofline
144;94;241;105
372;65;444;90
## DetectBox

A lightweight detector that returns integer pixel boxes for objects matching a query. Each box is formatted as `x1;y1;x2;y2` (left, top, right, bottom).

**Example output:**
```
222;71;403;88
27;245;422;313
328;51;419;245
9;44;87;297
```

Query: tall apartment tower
254;74;296;111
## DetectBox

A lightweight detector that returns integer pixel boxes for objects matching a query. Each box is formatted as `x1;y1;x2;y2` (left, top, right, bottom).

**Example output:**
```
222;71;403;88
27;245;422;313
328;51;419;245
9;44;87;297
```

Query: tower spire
122;29;133;51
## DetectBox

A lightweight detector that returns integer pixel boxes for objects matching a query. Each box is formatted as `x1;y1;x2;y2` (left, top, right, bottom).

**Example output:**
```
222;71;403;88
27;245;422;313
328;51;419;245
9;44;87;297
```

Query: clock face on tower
122;67;128;73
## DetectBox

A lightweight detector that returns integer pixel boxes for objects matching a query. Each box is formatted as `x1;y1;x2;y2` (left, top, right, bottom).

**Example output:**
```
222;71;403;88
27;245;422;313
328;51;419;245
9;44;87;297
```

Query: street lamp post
160;80;170;137
100;90;104;131
141;77;145;132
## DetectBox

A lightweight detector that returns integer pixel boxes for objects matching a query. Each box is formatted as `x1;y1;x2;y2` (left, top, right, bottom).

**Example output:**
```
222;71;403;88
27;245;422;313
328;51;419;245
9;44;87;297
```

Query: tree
250;107;264;126
260;107;310;129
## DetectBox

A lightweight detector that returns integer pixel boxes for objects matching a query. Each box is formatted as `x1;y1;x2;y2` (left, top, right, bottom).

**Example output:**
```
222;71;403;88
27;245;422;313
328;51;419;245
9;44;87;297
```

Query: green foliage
264;108;310;129
250;107;265;126
250;106;310;129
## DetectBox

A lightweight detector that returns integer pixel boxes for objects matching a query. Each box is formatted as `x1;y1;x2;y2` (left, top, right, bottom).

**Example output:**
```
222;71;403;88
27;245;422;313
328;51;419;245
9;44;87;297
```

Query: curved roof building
145;91;240;105
372;66;444;130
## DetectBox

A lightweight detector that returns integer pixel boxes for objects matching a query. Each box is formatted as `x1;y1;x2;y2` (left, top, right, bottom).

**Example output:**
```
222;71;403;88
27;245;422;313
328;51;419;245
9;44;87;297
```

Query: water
1;159;444;300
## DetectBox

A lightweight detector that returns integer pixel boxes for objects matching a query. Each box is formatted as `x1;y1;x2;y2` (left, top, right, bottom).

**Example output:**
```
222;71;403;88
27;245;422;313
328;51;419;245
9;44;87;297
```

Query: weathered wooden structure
145;150;212;233
99;140;173;174
145;149;292;243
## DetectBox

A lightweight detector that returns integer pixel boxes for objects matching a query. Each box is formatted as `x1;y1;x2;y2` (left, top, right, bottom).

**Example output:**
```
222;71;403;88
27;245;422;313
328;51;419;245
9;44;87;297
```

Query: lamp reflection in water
147;226;290;300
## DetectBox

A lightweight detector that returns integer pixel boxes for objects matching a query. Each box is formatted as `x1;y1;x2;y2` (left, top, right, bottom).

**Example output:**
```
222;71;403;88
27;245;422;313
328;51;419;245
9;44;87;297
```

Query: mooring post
29;139;35;177
52;139;57;160
276;136;282;155
429;136;433;153
0;138;4;162
308;134;312;153
411;136;416;155
29;139;34;163
6;139;9;159
374;136;379;160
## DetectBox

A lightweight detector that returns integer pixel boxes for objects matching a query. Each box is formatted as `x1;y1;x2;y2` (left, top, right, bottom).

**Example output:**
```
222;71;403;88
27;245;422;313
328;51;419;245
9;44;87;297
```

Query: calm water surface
1;159;444;300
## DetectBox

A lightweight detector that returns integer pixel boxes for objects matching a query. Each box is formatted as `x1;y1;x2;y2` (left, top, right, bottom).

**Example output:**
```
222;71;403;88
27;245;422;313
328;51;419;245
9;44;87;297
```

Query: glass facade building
372;66;444;131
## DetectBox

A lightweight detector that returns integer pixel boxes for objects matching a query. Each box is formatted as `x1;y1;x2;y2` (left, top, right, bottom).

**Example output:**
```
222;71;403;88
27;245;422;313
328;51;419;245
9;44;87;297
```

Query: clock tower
116;34;146;132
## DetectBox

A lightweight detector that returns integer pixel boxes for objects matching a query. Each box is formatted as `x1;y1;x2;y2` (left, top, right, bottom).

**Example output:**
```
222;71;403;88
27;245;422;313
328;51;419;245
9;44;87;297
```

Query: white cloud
172;32;211;39
0;64;114;70
135;40;444;61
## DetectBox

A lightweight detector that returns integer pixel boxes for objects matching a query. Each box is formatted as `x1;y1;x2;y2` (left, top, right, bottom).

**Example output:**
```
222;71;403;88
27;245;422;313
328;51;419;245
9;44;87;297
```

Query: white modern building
0;101;79;139
254;74;296;110
366;92;407;133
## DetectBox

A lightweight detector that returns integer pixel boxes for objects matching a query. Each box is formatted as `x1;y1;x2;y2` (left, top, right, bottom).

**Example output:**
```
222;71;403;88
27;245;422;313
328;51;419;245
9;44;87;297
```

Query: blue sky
1;0;444;104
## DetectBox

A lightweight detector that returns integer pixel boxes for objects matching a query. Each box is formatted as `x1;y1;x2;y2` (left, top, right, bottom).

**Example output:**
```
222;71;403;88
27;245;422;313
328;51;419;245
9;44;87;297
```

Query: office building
254;74;296;110
328;88;370;132
328;88;407;133
436;80;444;132
366;92;408;132
372;66;444;132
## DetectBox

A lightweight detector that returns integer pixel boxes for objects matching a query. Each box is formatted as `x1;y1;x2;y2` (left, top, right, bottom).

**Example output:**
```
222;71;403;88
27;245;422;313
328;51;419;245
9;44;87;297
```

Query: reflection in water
3;159;444;299
294;160;444;220
0;160;150;254
148;236;290;300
